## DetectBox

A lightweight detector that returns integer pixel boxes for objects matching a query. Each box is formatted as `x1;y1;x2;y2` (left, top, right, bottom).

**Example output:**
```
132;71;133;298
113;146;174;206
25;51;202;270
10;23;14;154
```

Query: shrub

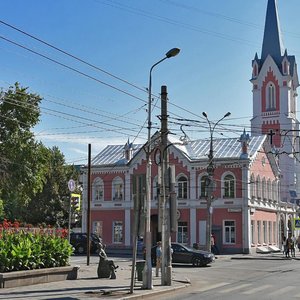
0;220;73;272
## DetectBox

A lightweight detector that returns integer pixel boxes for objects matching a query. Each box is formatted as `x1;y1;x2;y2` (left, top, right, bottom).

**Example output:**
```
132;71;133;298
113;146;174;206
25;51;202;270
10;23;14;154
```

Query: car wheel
192;257;203;267
77;245;85;254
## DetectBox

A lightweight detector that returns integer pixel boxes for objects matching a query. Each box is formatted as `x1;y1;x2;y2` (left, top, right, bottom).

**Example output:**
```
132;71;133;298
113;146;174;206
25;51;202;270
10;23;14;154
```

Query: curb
122;283;190;300
231;256;300;261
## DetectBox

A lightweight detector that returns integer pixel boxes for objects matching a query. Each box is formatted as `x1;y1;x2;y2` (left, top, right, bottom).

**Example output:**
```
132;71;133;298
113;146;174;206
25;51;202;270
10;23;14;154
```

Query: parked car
70;233;102;254
151;242;215;267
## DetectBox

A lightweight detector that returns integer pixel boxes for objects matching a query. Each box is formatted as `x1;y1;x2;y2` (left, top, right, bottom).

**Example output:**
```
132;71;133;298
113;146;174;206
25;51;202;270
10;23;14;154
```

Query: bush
0;220;73;272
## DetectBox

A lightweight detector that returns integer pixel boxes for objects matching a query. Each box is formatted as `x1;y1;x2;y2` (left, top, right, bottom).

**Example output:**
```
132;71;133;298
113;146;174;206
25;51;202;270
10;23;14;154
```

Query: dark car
151;242;215;267
70;233;102;254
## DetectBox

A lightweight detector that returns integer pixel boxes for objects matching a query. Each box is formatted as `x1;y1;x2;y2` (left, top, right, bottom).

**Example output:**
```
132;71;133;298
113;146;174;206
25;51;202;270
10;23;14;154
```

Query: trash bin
136;260;145;281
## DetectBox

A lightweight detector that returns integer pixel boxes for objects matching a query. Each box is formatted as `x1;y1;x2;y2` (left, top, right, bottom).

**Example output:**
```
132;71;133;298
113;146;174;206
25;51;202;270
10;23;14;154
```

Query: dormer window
123;139;133;161
253;64;258;77
282;58;290;75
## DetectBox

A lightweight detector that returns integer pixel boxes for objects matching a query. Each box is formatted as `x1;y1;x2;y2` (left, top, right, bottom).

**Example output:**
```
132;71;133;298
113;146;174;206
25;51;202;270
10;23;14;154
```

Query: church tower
250;0;300;202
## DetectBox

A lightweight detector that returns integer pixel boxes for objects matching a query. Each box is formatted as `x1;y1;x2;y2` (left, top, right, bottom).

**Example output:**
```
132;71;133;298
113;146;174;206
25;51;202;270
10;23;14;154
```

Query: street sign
68;179;76;192
294;218;300;229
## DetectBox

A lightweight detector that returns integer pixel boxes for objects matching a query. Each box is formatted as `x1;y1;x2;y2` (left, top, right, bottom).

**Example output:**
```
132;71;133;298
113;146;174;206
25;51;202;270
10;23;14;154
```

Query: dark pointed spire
261;0;284;65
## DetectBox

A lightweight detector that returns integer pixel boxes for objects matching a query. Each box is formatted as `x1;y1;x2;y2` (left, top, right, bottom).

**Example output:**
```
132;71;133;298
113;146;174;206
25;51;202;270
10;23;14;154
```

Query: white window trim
112;176;124;201
223;220;236;245
176;173;189;199
221;172;236;198
112;221;123;244
92;177;104;202
198;173;209;199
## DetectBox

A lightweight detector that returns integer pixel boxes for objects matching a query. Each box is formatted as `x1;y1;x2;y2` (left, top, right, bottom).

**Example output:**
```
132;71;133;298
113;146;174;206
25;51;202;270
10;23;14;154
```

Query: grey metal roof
91;135;266;166
173;135;266;161
92;144;143;165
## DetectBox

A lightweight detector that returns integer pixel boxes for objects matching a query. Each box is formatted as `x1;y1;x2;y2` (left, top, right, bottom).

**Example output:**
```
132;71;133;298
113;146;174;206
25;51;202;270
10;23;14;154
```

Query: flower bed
0;220;76;288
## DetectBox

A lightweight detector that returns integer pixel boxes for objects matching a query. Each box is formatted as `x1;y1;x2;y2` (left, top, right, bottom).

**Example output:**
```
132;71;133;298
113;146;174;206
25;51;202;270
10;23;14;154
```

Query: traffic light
71;193;81;211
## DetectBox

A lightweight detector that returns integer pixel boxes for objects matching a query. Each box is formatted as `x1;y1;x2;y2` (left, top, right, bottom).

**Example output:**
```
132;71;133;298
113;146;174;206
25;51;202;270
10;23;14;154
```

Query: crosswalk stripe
218;283;252;294
242;284;272;295
196;282;229;292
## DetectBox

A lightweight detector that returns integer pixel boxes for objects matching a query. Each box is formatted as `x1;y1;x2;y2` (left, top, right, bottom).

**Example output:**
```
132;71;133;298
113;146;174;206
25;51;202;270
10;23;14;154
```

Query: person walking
156;241;162;277
282;236;286;256
286;235;293;258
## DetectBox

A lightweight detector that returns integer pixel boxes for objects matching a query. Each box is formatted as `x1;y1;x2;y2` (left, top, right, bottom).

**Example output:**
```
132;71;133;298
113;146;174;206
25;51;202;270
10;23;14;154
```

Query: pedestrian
297;235;300;252
156;241;162;277
286;235;293;258
282;236;286;255
211;234;216;254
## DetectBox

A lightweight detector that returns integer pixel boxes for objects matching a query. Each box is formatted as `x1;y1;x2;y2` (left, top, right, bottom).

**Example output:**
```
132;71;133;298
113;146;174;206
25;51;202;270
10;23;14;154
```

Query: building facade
81;133;295;254
80;0;298;254
250;0;300;202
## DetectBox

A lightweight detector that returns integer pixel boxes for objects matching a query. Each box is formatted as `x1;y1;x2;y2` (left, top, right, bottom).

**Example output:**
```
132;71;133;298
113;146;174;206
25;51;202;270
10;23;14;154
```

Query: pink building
81;133;295;254
81;0;298;254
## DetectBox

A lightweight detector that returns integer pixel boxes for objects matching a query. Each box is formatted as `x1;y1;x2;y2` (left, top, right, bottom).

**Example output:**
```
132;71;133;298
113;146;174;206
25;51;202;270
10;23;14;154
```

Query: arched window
112;177;124;201
262;177;266;200
199;174;209;198
272;181;278;202
250;174;256;199
92;177;104;201
266;83;276;110
223;173;235;198
177;175;188;199
256;175;261;199
153;175;159;201
267;179;271;200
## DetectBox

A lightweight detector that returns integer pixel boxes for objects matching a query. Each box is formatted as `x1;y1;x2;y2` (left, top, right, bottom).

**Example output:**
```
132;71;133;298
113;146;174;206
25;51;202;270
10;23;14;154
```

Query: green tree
0;83;49;220
26;146;79;227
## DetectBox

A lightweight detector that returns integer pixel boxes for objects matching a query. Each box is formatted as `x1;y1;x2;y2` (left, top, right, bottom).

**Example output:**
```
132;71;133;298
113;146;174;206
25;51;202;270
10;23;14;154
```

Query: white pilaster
125;208;131;246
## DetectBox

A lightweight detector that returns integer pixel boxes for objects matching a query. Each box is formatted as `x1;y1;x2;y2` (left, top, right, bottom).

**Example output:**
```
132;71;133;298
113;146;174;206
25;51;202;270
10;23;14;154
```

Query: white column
190;168;197;199
190;208;196;247
125;208;131;246
125;171;131;202
242;163;250;253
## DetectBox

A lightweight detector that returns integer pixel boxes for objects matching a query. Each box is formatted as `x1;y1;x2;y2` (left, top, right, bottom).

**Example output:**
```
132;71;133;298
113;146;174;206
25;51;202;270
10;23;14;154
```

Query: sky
1;0;300;165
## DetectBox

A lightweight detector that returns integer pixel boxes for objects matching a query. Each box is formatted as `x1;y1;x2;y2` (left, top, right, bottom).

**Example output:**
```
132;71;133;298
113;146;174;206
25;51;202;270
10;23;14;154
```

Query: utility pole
202;112;231;252
160;85;172;285
144;48;180;289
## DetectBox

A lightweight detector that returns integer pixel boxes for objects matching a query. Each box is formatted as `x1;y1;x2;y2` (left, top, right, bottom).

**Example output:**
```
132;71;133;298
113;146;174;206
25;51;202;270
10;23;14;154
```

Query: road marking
218;283;252;293
242;284;272;295
196;282;229;292
268;286;295;296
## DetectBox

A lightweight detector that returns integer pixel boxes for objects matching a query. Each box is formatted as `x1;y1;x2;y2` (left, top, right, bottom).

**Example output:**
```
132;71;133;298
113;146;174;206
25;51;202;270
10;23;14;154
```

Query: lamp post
202;111;231;252
144;48;180;289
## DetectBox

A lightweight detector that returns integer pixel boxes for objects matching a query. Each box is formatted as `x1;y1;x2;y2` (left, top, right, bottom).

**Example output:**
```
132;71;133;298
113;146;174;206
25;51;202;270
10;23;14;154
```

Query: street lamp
144;48;180;289
202;111;231;252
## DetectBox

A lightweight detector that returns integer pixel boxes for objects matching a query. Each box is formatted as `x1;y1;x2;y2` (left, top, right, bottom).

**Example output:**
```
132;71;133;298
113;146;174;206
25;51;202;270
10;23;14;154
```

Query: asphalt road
159;257;300;300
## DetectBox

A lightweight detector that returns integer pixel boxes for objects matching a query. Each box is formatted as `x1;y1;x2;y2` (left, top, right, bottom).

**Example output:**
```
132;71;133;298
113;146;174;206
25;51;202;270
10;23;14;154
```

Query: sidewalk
1;251;299;299
230;248;300;261
0;258;190;300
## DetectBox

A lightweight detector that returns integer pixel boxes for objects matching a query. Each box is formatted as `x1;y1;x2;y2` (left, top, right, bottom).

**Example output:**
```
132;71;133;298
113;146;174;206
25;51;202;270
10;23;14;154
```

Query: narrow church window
283;61;287;74
267;83;276;110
